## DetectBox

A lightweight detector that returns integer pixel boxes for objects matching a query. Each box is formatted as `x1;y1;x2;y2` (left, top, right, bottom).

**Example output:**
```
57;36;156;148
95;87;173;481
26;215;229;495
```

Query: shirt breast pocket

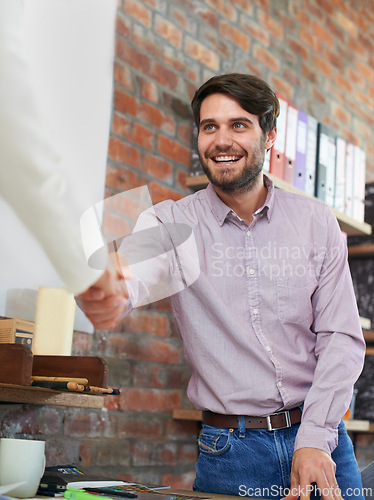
276;277;317;327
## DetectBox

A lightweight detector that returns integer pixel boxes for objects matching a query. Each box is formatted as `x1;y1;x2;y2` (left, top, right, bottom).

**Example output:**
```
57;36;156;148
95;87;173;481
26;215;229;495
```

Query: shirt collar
205;173;275;226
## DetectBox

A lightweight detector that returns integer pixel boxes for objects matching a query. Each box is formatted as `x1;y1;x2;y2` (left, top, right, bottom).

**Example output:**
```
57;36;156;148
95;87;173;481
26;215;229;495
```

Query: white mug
0;438;46;498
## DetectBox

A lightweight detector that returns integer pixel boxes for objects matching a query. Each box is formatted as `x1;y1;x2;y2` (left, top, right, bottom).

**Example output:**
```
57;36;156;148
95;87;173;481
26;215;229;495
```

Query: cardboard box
0;318;34;349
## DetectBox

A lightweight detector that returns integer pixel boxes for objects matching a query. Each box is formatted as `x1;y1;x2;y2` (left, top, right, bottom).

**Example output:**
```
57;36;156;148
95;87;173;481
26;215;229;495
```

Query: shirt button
277;381;283;388
252;308;259;315
246;230;251;237
265;345;271;352
247;268;255;276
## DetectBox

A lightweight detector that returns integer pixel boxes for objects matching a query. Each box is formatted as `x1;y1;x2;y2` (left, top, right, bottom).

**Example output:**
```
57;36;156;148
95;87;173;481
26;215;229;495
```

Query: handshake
76;258;131;331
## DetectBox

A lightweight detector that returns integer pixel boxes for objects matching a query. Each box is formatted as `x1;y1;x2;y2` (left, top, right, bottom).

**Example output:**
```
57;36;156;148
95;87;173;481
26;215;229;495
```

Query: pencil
31;376;89;385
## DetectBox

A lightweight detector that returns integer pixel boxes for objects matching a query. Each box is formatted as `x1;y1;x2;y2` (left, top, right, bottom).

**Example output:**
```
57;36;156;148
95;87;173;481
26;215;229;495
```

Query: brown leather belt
202;408;302;431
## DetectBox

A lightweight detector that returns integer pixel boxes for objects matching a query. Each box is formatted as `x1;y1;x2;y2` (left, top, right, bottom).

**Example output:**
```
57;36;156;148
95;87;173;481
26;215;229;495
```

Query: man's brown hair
191;73;280;134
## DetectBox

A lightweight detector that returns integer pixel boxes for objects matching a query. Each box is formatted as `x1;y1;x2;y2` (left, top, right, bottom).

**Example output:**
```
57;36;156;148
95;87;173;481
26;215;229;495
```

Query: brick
113;62;134;90
315;0;334;15
0;406;62;436
148;181;185;204
119;388;182;412
231;0;254;15
348;37;367;59
253;45;280;72
184;36;220;71
157;135;191;166
270;76;294;102
152;62;179;92
165;419;199;441
312;54;333;79
197;8;218;29
72;331;93;355
323;47;344;71
287;37;309;60
162;471;195;490
143;153;173;182
335;11;358;37
299;27;322;53
347;68;366;89
46;437;80;466
257;10;284;40
155;15;183;49
121;310;170;336
240;18;270;47
164;365;191;389
112;114;155;151
122;0;152;28
206;0;237;21
202;29;232;60
176;169;188;192
79;440;130;467
250;0;270;9
170;6;187;31
114;87;138;116
331;102;351;126
301;63;320;85
117;412;164;439
304;0;325;20
334;74;354;94
178;443;198;463
358;33;374;55
274;10;297;35
177;124;193;146
311;86;327;105
115;37;153;74
219;21;250;51
325;17;345;44
139;101;176;134
102;211;129;239
353;118;372;142
355;60;374;83
313;21;334;46
107;137;142;169
119;336;182;364
289;3;312;28
356;90;374;111
283;67;301;89
107;358;132;387
132;24;163;60
132;362;165;388
64;410;116;438
132;441;178;466
106;164;146;192
116;12;131;38
139;77;159;103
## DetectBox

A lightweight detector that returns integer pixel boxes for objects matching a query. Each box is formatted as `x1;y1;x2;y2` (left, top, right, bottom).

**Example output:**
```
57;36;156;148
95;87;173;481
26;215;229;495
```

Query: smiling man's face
197;93;275;194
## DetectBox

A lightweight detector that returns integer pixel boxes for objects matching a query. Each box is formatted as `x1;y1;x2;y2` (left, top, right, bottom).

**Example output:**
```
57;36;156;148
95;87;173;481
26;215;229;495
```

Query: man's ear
265;127;277;150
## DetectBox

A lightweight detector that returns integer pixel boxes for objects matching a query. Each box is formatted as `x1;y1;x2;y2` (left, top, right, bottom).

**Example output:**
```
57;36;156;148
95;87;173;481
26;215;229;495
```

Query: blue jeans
193;418;363;499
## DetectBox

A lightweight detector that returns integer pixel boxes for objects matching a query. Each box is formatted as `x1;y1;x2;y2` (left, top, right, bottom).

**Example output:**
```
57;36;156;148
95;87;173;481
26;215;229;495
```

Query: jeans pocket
197;424;233;456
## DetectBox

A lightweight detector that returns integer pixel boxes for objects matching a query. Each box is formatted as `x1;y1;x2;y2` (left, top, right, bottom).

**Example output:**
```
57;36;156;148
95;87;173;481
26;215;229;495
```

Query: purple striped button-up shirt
123;175;365;454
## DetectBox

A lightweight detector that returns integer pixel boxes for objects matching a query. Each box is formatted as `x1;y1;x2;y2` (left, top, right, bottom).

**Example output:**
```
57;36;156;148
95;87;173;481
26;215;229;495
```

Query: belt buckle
266;410;291;431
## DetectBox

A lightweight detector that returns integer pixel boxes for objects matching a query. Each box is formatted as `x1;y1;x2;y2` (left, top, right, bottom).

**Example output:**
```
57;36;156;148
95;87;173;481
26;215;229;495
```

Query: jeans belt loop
267;410;291;431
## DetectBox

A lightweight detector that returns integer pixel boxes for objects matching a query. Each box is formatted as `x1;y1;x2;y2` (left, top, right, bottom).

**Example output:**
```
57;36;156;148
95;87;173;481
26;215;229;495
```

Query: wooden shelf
364;331;374;343
0;383;104;409
348;244;374;259
186;173;372;237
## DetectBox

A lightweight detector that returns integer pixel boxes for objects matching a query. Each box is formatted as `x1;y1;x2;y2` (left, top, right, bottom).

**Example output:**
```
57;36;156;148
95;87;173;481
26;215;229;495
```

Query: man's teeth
214;156;240;162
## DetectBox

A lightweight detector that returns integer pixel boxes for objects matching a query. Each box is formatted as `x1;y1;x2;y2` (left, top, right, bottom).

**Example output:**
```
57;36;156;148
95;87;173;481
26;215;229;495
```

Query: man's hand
282;448;343;500
77;261;132;330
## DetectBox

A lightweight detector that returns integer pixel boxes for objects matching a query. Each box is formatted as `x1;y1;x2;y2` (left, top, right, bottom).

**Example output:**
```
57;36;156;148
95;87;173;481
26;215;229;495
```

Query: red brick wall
1;0;373;488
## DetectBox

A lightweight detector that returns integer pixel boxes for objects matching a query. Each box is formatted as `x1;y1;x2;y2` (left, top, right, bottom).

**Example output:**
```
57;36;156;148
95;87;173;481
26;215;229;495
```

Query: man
78;74;365;499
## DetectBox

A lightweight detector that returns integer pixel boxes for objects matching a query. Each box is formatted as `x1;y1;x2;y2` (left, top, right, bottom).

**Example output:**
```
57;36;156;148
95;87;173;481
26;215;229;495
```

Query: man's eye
203;124;215;131
233;122;246;129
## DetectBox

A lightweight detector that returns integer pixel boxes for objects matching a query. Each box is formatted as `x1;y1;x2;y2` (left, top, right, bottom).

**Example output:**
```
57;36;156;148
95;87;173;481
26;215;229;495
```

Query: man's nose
214;128;233;148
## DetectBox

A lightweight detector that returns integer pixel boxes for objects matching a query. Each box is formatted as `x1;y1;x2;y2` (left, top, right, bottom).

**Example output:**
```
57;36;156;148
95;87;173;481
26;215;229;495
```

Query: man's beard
198;138;266;194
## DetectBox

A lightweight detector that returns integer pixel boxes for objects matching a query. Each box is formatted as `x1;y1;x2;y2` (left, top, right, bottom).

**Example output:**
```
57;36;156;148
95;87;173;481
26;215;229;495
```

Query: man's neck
213;172;267;225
